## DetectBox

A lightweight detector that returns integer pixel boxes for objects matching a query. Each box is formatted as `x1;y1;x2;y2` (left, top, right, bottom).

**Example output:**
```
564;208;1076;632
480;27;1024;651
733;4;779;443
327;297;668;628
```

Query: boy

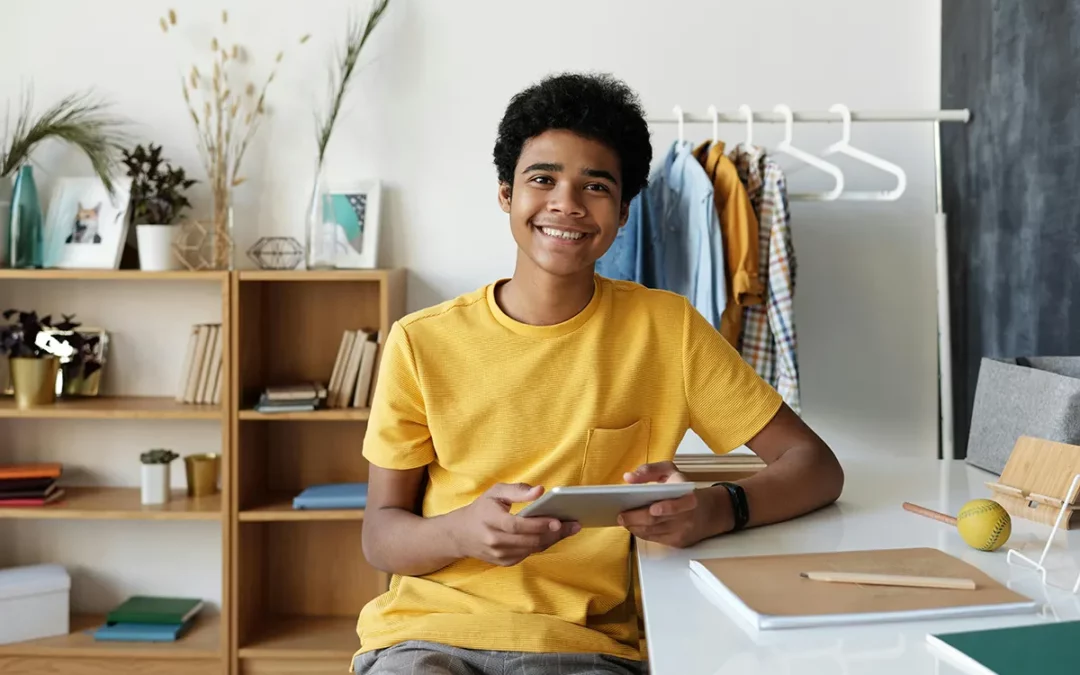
353;72;844;675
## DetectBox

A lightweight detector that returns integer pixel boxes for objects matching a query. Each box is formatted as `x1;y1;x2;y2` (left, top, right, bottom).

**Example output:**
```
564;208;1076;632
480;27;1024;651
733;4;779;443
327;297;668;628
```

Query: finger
499;513;564;535
492;524;581;553
486;482;543;505
623;461;681;484
646;492;698;517
617;507;669;529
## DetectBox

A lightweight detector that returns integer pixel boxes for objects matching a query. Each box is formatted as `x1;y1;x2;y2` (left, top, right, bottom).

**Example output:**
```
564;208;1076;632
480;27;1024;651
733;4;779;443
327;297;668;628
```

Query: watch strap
713;481;749;531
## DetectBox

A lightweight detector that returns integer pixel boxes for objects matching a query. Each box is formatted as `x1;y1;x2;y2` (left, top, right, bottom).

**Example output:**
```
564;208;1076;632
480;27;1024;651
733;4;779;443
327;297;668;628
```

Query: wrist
699;485;737;539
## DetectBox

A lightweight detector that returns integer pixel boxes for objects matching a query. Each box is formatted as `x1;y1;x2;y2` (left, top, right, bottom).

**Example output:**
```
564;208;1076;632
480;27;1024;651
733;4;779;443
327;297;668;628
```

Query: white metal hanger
822;103;907;201
772;104;844;201
738;104;754;146
672;105;685;144
707;104;719;145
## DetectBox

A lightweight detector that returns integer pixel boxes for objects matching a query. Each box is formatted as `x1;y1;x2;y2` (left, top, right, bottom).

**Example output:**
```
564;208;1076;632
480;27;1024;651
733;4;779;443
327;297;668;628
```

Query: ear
92;202;101;214
618;201;630;228
497;182;512;214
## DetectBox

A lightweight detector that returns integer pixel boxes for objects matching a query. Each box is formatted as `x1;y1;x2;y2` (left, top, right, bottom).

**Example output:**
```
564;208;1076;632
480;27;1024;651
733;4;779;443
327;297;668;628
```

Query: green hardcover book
926;620;1080;675
106;596;204;626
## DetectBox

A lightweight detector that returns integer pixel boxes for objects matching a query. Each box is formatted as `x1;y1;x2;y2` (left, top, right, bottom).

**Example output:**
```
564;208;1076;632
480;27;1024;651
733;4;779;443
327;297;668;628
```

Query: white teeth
540;227;585;240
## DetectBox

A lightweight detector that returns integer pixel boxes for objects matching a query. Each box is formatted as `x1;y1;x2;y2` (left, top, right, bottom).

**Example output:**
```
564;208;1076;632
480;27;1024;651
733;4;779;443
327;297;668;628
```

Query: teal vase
9;165;43;268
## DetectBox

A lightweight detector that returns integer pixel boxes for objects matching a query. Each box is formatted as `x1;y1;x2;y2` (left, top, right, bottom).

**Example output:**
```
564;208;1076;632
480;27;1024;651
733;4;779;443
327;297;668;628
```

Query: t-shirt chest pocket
579;417;652;485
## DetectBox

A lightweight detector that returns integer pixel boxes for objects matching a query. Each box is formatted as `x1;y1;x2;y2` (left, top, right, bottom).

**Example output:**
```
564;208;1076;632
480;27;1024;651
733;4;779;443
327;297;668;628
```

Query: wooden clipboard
689;547;1038;630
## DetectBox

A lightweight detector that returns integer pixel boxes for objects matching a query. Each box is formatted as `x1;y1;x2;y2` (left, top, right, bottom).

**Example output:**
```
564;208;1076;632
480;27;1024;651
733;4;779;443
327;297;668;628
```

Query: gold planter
184;453;222;497
9;357;59;408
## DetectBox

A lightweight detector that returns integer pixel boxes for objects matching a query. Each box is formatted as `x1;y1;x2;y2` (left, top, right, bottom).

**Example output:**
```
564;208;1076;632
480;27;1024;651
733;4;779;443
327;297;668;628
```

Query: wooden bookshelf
0;269;232;675
0;396;221;420
237;407;370;421
0;613;222;659
239;493;364;521
0;487;222;521
231;269;405;674
237;615;359;660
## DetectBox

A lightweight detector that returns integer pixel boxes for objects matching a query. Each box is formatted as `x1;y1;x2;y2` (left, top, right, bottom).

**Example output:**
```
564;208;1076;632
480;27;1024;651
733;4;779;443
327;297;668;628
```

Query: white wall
0;0;942;608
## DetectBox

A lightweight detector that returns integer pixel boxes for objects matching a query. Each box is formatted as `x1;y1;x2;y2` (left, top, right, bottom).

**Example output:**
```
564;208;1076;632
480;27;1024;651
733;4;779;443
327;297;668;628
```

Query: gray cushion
966;357;1080;474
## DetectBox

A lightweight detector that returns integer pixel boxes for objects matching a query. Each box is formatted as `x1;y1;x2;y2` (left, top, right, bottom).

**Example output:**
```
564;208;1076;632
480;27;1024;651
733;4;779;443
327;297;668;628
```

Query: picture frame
323;179;381;269
42;177;132;269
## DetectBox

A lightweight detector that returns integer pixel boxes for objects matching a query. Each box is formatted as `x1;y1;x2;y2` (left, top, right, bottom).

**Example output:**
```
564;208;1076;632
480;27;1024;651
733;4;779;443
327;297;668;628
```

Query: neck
497;257;596;326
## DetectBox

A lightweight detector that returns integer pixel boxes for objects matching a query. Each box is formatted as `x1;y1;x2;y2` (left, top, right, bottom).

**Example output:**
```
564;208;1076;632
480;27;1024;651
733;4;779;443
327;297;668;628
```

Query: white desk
636;459;1080;675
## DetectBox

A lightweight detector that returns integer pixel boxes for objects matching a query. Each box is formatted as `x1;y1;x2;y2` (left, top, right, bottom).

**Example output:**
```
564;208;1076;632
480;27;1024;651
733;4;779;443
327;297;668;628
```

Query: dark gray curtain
941;0;1080;458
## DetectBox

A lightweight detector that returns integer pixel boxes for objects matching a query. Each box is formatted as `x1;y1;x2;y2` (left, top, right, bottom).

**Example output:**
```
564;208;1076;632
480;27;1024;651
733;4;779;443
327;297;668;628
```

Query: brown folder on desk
690;547;1038;630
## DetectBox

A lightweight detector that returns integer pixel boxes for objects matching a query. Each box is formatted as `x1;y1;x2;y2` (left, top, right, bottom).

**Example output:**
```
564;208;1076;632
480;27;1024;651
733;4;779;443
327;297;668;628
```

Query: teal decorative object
9;165;43;268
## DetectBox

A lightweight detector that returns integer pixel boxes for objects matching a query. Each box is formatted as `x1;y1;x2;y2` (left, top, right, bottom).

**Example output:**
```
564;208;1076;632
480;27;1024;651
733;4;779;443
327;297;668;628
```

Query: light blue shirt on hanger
597;140;726;329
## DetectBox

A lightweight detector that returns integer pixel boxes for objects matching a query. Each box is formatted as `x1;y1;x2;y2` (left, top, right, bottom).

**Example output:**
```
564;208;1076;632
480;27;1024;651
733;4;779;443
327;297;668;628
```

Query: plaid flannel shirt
730;145;801;413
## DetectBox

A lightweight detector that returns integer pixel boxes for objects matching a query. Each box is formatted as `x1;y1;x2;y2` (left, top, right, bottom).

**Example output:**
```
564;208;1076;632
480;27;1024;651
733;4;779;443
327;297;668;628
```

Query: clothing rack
647;106;972;461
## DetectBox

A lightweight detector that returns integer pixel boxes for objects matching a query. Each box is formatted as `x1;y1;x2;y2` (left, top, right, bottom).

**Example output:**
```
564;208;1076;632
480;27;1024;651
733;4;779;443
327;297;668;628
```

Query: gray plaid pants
353;640;645;675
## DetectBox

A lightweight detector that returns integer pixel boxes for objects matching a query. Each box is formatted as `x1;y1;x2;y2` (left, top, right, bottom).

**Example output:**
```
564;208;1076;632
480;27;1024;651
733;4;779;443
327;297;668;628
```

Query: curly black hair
493;72;652;204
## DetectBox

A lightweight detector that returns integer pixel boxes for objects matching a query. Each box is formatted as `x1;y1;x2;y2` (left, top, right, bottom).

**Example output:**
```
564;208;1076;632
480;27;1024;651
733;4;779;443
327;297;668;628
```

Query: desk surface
637;459;1080;675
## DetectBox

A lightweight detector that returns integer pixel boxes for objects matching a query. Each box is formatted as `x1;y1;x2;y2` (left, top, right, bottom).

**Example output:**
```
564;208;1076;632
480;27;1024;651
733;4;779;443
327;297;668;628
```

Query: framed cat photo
43;176;132;269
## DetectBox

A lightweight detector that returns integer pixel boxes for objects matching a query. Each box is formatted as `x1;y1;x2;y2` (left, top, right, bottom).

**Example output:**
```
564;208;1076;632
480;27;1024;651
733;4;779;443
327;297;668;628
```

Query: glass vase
9;165;43;268
210;183;234;270
305;164;337;270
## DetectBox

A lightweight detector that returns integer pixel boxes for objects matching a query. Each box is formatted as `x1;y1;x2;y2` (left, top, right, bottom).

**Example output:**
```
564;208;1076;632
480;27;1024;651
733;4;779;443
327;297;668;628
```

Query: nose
546;182;586;218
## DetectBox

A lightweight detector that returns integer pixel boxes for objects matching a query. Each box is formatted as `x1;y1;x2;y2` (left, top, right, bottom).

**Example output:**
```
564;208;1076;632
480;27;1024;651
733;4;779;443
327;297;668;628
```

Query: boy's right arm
361;465;580;577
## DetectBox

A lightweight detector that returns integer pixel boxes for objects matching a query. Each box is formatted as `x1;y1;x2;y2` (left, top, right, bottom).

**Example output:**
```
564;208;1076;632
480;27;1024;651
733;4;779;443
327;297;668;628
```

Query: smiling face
498;129;630;279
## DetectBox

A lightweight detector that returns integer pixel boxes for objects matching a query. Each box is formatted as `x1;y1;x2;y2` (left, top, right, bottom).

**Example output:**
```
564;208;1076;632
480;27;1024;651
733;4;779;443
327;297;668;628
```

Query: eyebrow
522;163;619;185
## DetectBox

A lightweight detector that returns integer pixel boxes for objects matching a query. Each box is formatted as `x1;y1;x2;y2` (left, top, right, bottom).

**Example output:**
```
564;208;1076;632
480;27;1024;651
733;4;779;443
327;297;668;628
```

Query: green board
927;620;1080;675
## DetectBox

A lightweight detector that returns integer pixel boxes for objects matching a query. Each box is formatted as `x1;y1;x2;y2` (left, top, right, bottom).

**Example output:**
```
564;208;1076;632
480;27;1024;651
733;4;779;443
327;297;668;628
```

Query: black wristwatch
713;481;749;532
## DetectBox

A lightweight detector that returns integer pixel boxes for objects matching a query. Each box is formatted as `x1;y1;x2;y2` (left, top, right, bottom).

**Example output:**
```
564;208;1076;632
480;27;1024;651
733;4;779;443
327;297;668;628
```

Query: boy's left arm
619;402;843;548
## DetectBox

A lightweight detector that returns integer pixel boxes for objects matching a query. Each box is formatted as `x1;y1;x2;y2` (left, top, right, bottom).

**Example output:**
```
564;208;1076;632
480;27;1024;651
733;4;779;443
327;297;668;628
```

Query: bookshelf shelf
239;494;364;522
0;396;221;420
238;407;371;421
0;487;222;521
0;613;222;659
0;269;228;282
237;615;359;660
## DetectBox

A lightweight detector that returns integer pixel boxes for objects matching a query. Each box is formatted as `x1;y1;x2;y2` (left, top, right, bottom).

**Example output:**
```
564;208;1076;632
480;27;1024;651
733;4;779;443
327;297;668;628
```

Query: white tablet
516;483;697;528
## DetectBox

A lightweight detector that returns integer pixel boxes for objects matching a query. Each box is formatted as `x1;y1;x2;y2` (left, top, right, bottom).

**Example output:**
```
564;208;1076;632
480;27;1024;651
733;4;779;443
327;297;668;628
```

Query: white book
212;357;223;406
366;331;386;408
175;326;199;402
337;331;369;408
184;325;210;404
328;330;356;408
196;325;220;404
199;325;222;404
351;339;379;408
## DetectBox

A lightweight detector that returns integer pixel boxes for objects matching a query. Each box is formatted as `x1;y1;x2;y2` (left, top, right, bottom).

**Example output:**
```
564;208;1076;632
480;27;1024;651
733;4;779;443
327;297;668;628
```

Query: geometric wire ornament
246;236;304;270
173;218;234;271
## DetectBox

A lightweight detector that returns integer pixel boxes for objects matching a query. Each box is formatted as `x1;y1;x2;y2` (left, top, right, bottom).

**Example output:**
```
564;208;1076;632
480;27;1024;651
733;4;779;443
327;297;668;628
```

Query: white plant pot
135;224;181;271
141;463;170;505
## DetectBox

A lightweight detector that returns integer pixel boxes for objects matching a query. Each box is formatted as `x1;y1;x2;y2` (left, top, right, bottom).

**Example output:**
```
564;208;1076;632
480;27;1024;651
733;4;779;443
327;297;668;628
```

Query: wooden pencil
799;571;977;590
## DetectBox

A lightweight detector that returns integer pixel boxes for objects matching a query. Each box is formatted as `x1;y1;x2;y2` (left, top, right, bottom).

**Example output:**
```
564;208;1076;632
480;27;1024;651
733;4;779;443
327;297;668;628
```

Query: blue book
93;621;189;642
292;482;368;510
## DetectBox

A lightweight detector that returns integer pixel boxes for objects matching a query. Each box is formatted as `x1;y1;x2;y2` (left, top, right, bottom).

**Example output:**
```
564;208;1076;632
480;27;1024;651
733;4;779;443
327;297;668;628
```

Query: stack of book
93;595;204;642
326;329;384;409
0;463;64;506
174;323;224;406
253;383;328;413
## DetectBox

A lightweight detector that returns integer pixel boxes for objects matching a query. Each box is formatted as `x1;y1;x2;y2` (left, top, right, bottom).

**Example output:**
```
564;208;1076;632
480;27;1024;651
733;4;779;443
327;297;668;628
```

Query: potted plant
122;143;196;271
140;448;179;505
1;89;127;268
44;316;105;397
0;309;67;408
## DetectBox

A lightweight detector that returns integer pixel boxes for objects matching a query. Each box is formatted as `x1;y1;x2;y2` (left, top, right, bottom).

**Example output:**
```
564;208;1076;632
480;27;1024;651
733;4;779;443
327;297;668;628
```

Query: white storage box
0;563;70;645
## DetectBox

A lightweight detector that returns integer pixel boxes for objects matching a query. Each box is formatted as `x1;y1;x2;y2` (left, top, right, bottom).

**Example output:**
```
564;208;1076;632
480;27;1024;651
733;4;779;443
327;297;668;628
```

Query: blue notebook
292;482;368;509
93;621;189;642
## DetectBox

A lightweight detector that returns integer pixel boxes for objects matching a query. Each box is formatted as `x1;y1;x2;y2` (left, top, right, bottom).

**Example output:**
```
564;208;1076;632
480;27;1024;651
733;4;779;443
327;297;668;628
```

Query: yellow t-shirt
355;275;782;661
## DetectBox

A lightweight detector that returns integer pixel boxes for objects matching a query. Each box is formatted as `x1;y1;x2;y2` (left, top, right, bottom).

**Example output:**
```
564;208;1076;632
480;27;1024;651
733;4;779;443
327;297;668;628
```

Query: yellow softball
956;499;1011;551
